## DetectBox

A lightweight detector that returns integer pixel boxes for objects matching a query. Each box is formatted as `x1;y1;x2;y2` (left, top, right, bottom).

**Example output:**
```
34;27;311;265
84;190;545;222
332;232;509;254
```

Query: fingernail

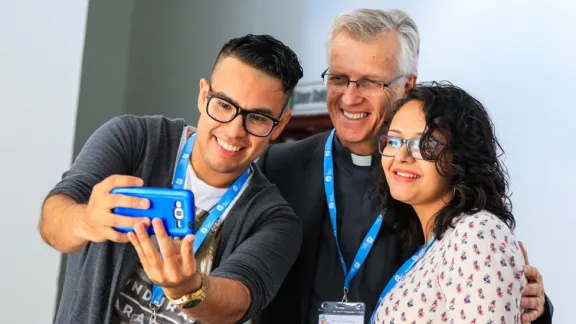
135;179;144;186
139;199;148;207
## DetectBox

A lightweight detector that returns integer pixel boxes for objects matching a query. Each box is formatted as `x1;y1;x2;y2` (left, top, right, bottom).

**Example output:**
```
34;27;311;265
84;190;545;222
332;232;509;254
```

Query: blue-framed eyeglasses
378;135;441;160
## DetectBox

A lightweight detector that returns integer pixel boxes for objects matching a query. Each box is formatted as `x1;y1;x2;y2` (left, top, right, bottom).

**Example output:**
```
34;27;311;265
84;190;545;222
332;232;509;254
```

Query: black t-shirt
308;138;402;323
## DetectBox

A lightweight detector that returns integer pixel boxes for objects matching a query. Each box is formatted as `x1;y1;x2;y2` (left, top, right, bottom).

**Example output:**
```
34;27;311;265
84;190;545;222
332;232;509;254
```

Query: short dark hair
378;81;515;262
213;34;303;95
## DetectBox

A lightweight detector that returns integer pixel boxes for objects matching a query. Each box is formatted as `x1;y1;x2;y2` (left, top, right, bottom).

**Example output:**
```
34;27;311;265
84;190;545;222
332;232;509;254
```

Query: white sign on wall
291;80;328;116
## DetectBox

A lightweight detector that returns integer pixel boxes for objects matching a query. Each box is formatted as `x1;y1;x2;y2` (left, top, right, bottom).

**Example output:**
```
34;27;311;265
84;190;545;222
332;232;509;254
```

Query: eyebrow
329;70;387;81
213;91;275;116
388;129;423;137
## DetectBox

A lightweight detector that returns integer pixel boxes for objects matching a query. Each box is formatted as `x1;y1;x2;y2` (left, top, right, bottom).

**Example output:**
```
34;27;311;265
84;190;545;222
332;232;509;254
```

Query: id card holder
129;313;173;324
318;301;365;324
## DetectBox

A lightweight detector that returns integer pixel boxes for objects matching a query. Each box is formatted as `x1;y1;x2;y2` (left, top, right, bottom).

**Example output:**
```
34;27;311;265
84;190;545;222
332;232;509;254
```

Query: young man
39;34;304;324
256;9;552;324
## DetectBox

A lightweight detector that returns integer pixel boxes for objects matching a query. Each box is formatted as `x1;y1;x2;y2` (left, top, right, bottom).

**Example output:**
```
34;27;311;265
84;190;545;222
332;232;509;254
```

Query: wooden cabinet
273;113;332;143
272;81;332;143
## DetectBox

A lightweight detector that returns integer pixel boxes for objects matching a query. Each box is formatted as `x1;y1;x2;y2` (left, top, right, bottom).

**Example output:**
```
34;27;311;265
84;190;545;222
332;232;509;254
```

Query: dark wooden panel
273;113;332;143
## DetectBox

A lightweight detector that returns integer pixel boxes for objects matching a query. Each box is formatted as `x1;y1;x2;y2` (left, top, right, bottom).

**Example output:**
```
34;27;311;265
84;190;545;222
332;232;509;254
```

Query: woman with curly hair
372;82;526;323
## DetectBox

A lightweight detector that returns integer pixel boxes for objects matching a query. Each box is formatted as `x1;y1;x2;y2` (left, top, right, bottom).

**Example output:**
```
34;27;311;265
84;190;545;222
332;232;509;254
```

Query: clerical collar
333;135;377;167
351;152;372;166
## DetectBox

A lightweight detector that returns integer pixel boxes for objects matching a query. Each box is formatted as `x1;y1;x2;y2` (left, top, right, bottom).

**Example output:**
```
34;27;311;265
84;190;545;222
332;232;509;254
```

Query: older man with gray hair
256;8;552;324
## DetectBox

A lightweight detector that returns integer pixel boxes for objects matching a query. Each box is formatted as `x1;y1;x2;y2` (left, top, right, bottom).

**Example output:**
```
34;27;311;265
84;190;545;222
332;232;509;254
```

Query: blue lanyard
150;132;250;306
368;236;436;324
324;129;385;301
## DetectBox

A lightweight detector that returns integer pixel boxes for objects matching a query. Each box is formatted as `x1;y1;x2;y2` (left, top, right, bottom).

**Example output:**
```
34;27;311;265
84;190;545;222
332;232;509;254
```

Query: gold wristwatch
167;273;208;309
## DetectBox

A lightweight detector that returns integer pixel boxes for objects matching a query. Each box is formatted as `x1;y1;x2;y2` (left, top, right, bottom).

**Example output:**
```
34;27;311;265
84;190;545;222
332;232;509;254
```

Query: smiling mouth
216;137;242;152
394;171;421;179
341;109;370;120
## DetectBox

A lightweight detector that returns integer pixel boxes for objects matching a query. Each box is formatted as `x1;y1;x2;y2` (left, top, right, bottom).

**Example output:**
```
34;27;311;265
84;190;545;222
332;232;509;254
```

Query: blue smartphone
110;187;195;237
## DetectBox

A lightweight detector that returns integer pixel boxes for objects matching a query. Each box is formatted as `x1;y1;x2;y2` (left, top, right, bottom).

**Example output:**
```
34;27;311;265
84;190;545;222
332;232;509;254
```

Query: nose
340;82;364;106
394;142;414;163
226;114;247;138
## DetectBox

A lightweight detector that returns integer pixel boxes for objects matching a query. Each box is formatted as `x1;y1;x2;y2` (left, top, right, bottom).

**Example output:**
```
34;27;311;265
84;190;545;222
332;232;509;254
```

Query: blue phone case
110;187;195;237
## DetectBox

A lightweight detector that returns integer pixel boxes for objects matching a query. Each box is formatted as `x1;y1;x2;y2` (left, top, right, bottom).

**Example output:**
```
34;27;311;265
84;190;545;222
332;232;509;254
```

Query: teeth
396;171;420;178
216;137;241;152
342;110;368;120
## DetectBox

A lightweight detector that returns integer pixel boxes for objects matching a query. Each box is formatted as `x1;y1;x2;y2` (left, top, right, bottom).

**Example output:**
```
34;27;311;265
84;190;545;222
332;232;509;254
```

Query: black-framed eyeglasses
321;68;405;97
378;135;440;160
205;92;282;137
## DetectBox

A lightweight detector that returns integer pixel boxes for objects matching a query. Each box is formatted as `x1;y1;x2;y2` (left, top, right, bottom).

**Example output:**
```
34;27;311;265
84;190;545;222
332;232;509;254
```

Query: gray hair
327;8;420;76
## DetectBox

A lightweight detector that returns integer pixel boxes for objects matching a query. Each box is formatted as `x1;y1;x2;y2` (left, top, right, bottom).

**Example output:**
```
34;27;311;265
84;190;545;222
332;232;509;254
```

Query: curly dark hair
213;34;304;100
378;81;516;261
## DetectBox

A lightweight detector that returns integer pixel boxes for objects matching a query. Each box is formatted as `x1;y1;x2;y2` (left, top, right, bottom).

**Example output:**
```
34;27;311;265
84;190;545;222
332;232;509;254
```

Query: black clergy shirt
307;137;402;323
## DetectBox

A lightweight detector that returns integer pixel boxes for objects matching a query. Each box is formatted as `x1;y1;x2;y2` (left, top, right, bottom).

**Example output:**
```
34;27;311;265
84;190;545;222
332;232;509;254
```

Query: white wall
0;0;88;322
299;0;574;322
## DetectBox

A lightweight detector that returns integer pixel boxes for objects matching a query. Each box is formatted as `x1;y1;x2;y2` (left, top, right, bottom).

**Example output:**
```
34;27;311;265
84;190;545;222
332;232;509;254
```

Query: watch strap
168;272;208;308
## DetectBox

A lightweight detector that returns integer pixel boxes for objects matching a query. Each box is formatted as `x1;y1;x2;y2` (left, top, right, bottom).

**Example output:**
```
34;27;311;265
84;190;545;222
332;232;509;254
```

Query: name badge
318;301;365;324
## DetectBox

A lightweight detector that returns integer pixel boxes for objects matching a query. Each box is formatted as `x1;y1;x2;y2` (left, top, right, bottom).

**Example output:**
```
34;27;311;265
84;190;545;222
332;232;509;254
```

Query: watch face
181;299;202;309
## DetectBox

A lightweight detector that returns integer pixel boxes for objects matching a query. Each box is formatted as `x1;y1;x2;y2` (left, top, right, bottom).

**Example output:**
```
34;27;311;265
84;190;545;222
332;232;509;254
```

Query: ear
403;75;418;94
270;109;292;141
197;78;210;114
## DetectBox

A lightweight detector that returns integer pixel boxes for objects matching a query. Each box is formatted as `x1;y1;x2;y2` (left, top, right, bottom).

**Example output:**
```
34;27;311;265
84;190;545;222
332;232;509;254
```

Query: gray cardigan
47;115;302;324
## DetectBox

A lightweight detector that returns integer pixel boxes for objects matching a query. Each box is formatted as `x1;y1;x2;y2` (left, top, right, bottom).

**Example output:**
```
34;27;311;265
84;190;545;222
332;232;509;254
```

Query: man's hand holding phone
73;175;152;244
